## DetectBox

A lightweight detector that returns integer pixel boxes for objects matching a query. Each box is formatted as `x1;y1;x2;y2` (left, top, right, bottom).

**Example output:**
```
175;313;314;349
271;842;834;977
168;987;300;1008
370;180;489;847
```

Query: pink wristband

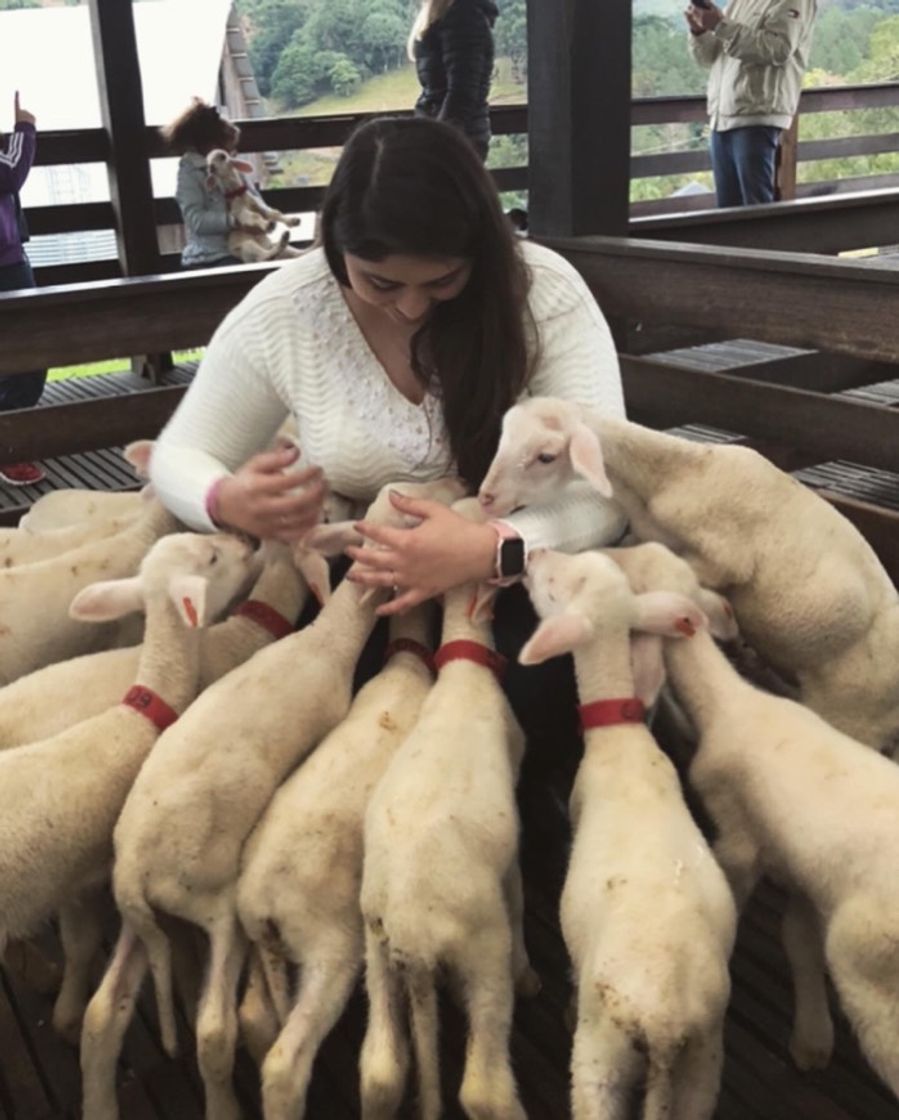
205;477;227;527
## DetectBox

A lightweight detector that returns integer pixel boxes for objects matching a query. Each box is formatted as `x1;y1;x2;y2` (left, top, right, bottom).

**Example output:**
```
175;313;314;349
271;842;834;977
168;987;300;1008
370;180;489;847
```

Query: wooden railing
22;83;899;287
631;81;899;216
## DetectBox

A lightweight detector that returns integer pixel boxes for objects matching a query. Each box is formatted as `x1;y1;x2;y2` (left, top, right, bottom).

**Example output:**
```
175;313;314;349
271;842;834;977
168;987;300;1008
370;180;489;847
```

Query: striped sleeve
0;124;36;194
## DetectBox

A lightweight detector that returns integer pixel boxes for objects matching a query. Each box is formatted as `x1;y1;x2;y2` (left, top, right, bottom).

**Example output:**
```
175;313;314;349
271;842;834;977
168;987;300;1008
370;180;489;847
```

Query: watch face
500;537;526;577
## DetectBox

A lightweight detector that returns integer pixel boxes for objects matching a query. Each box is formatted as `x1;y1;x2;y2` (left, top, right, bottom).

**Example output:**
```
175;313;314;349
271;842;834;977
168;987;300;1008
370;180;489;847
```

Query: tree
494;0;527;82
330;55;363;96
237;0;312;96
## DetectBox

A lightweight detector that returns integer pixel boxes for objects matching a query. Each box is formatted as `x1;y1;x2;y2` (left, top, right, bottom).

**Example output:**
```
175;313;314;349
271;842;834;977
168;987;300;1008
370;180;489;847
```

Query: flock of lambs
0;397;898;1120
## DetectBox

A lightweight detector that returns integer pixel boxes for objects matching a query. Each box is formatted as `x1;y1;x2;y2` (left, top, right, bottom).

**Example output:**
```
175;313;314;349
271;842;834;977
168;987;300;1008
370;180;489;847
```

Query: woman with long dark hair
409;0;498;160
150;115;625;732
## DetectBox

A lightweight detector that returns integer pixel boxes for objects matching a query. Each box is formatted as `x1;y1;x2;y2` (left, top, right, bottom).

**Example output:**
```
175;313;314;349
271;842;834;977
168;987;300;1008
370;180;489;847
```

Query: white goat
520;548;737;1120
205;149;301;263
359;500;534;1120
0;499;179;685
0;530;259;1040
637;545;899;1094
80;478;462;1120
235;604;437;1120
480;398;899;752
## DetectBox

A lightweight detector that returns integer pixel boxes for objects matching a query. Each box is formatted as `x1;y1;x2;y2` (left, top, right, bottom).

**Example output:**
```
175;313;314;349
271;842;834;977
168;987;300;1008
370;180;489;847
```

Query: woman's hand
345;490;497;617
214;444;327;543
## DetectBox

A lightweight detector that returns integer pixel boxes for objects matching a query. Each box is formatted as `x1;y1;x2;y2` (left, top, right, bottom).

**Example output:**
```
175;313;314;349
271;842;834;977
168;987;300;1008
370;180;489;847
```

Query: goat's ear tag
182;597;199;628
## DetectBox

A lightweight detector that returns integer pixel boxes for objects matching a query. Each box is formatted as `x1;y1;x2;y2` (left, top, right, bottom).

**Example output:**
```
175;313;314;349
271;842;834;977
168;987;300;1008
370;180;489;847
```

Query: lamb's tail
119;885;178;1057
405;960;441;1120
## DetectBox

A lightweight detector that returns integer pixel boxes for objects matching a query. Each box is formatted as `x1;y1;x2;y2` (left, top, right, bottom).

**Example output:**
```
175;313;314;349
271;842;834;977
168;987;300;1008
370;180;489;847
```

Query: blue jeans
0;258;46;410
710;126;782;208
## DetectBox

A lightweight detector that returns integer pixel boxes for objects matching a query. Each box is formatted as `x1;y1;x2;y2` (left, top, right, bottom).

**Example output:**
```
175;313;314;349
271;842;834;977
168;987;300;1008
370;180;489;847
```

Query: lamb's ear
70;577;144;622
570;423;613;498
167;573;209;629
231;159;254;174
292;545;331;607
634;591;707;639
302;520;363;557
630;633;666;708
698;589;738;641
519;612;591;665
123;439;154;479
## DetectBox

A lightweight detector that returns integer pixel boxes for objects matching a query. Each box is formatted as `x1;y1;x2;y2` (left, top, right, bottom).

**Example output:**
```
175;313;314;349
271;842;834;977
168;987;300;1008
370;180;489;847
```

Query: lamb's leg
238;946;279;1068
570;1011;640;1120
457;929;525;1120
262;950;360;1120
826;908;899;1096
196;913;247;1120
359;931;410;1120
81;926;149;1120
3;937;61;994
671;1026;725;1120
782;893;834;1071
53;894;106;1044
260;941;293;1025
503;861;541;997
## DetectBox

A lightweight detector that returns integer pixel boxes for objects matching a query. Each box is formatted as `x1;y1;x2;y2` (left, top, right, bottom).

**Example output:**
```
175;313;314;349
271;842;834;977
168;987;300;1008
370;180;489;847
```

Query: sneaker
0;462;46;486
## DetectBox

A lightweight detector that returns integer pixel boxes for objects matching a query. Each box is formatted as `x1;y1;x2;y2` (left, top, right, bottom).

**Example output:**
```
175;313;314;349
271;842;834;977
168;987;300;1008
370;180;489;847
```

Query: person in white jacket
686;0;817;206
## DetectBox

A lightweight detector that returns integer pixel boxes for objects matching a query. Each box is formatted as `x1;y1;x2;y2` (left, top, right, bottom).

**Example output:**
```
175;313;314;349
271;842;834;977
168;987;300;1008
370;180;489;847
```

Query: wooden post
776;114;800;202
88;0;165;377
87;0;160;277
526;0;632;238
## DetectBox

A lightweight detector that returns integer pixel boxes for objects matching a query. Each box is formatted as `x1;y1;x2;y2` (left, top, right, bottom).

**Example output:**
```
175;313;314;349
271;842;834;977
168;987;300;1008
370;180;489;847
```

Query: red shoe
0;462;46;486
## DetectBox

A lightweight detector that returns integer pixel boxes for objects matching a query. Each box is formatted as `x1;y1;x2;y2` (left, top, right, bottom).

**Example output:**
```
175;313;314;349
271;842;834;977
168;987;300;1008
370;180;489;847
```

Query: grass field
49;350;203;382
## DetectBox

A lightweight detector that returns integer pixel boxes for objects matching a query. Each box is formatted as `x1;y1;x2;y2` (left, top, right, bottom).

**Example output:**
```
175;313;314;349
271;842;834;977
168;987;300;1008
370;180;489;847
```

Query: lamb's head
479;397;612;516
520;548;708;705
69;531;260;629
606;542;738;641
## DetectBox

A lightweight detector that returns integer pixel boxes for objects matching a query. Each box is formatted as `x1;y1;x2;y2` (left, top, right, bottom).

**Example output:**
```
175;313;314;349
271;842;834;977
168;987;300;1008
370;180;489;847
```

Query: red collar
433;639;507;682
384;638;436;676
122;685;179;732
233;599;294;640
224;183;248;200
579;697;646;731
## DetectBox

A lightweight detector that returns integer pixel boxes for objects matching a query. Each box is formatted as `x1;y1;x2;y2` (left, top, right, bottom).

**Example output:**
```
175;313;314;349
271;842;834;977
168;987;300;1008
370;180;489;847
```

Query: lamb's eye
536;453;556;465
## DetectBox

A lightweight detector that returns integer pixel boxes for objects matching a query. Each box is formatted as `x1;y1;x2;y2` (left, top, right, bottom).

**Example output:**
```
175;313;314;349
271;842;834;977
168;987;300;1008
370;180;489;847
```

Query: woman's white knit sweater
150;239;627;552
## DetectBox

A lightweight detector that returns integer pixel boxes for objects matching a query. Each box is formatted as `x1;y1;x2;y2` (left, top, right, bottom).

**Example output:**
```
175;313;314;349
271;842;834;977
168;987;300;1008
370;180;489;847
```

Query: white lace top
150;240;628;552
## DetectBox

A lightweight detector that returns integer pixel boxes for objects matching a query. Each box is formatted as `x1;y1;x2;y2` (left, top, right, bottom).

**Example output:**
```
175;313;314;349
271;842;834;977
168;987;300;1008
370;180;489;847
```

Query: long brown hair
320;116;532;488
407;0;456;59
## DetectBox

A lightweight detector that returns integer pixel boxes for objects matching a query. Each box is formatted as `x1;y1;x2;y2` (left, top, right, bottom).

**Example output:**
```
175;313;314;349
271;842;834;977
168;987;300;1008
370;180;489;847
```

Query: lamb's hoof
790;1032;833;1071
515;966;542;998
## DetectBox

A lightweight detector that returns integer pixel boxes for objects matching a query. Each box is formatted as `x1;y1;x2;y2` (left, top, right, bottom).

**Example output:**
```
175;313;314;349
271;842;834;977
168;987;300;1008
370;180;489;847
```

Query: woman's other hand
215;444;327;542
346;490;496;617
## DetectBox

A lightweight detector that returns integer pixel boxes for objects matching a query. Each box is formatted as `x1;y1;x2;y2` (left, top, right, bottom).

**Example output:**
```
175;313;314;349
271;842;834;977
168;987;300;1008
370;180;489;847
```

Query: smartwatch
489;521;527;586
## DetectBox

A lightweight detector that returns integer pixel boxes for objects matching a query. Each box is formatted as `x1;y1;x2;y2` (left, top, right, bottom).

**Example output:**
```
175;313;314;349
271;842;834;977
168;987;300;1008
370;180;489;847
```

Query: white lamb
235;603;437;1119
0;511;137;568
479;398;899;752
18;440;154;532
519;547;737;1120
0;539;315;749
617;546;899;1097
0;530;259;1041
359;499;534;1120
80;477;462;1120
205;149;301;263
0;498;179;685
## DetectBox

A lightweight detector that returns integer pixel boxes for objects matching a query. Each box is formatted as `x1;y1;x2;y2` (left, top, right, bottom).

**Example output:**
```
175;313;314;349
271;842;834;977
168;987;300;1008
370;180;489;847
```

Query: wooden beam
620;354;899;473
715;352;896;393
631;189;899;254
87;0;160;276
0;388;185;462
527;0;631;236
547;235;899;364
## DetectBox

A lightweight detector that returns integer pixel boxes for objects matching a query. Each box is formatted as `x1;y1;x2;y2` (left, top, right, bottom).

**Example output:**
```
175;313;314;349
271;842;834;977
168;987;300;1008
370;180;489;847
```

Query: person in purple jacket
0;91;46;487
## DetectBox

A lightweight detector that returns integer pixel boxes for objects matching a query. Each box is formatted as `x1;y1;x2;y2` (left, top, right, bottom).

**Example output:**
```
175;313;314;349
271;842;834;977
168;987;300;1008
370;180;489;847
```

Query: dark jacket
0;123;36;268
414;0;498;160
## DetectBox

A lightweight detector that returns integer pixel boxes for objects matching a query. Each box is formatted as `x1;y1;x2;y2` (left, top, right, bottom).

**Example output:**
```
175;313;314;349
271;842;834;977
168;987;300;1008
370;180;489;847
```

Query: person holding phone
685;0;818;207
